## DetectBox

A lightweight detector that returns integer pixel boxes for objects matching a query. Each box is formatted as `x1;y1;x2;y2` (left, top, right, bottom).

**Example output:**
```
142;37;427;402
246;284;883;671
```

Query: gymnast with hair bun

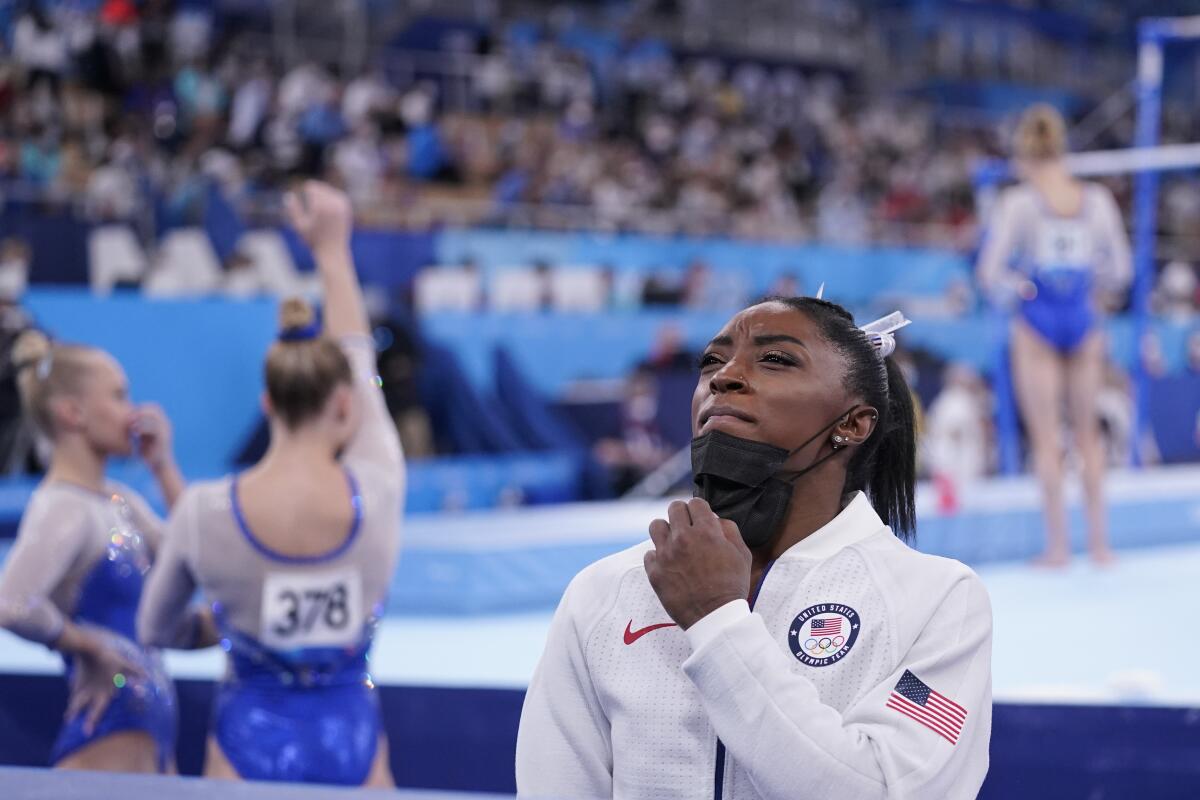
138;181;405;786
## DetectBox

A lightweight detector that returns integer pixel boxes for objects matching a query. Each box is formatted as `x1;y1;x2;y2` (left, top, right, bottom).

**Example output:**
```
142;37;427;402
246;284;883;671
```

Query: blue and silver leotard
139;335;404;785
0;483;177;770
978;182;1132;354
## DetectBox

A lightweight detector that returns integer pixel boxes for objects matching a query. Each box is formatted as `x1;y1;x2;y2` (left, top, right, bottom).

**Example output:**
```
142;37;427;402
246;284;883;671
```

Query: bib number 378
261;569;363;649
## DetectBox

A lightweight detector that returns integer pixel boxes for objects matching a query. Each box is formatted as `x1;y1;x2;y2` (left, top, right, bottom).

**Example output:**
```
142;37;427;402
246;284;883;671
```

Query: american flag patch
886;670;967;744
810;617;842;636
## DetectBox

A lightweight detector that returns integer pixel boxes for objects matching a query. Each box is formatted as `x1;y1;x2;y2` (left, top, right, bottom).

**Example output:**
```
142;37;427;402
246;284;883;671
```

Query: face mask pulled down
691;408;856;550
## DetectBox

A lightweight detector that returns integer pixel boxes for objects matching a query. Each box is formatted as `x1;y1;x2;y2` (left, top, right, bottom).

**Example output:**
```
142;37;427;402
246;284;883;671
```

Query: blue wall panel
24;290;277;478
0;672;1196;797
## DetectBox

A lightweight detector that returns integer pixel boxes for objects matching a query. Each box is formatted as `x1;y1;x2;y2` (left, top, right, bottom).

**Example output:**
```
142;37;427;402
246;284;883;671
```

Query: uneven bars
974;142;1200;186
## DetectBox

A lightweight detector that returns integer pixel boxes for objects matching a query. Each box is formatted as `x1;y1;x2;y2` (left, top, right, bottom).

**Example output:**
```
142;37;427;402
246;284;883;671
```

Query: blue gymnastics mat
0;766;509;799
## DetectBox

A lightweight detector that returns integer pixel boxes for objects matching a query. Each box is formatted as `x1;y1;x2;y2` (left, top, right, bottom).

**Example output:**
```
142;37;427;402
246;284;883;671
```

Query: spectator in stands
924;363;991;484
641;268;686;307
221;252;265;299
84;150;139;221
1096;364;1133;467
1141;331;1168;379
1186;331;1200;374
226;58;272;151
341;66;394;131
0;238;30;303
766;272;803;300
642;323;694;372
297;90;346;176
682;259;713;309
375;315;433;460
0;242;36;474
682;259;747;311
1154;260;1198;320
13;4;67;96
333;122;385;205
816;169;870;246
593;365;672;495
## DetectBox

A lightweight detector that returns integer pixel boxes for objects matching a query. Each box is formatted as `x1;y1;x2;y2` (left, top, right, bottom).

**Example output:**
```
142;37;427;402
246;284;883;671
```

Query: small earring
832;435;845;448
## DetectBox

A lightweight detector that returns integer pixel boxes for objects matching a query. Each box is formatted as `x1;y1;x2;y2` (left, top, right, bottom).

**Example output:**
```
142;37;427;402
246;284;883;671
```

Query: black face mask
691;407;857;549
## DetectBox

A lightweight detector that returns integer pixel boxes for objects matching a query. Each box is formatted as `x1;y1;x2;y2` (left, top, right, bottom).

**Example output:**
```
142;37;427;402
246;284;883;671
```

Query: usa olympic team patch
788;603;860;667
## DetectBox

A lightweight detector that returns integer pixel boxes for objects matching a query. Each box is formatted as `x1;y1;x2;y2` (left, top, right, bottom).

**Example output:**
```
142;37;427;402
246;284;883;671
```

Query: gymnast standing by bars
0;332;189;773
138;181;405;786
978;104;1132;566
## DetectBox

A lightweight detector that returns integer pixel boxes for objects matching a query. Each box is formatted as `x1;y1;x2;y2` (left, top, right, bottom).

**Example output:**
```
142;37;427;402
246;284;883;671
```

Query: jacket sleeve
681;574;992;800
515;573;613;799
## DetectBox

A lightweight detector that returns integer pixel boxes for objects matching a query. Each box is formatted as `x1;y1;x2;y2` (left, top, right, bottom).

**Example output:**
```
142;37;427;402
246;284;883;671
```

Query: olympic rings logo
803;634;846;655
788;605;860;667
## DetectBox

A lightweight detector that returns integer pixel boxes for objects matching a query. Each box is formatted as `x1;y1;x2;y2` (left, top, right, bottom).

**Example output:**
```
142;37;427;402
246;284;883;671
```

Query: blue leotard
210;605;385;783
978;183;1132;355
0;484;177;771
138;335;403;785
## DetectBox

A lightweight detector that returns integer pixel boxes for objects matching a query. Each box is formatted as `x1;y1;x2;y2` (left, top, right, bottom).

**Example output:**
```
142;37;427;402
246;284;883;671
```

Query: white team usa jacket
516;492;992;800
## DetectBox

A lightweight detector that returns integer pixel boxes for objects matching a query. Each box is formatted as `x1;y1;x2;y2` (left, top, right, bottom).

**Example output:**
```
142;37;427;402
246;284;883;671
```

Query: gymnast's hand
645;498;752;630
285;179;352;256
132;404;174;474
66;630;147;735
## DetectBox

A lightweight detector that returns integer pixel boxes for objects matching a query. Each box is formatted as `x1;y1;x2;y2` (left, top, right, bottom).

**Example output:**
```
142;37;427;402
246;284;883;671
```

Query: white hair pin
859;311;911;359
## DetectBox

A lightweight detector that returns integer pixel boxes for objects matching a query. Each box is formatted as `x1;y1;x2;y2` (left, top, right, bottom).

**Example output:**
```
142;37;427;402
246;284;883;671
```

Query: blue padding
421;310;733;396
1;677;1198;798
920;79;1081;118
435;230;971;302
1;202;90;286
1148;374;1200;463
277;228;436;289
0;450;585;529
493;348;585;451
403;452;584;514
417;341;526;455
203;183;246;264
387;15;488;52
421;310;1199;396
2;470;1199;615
384;479;1200;615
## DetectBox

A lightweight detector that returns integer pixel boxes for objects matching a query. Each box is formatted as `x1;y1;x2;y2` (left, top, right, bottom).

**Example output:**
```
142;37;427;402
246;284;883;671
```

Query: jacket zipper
713;559;776;800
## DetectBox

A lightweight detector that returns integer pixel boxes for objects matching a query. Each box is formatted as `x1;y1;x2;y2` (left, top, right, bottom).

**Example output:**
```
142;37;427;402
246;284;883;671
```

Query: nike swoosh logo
623;620;677;645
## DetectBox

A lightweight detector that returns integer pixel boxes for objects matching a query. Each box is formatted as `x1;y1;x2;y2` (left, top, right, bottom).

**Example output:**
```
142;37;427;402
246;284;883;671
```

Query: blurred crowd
3;0;1200;267
0;0;989;247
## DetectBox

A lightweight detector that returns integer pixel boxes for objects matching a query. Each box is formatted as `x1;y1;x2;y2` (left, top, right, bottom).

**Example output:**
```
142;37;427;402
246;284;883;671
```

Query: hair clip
277;306;324;342
859;311;912;359
277;321;321;342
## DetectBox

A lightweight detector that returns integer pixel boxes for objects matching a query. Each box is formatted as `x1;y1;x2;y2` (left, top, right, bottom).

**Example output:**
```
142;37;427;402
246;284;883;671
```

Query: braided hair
768;296;918;538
